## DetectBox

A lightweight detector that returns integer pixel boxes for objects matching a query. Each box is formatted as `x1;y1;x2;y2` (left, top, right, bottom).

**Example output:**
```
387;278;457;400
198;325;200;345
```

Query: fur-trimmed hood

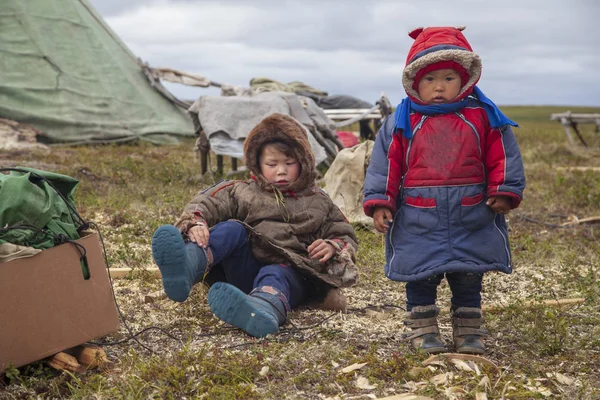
243;113;317;192
402;26;482;104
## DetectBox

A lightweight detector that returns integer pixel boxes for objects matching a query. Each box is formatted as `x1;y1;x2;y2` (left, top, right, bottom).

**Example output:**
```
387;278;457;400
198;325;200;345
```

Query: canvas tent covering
0;0;194;144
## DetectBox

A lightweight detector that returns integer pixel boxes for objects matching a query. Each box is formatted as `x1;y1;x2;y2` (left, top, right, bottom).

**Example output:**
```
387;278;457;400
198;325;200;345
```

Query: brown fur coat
175;114;358;310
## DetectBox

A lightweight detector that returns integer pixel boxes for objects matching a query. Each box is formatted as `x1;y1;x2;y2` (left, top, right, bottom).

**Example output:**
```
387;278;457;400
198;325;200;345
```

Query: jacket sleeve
316;197;359;287
317;199;358;258
363;116;404;217
174;180;242;233
485;125;526;208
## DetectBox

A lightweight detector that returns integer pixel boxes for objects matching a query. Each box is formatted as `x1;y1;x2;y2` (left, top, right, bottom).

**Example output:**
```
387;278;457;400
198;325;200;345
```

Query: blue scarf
394;86;518;139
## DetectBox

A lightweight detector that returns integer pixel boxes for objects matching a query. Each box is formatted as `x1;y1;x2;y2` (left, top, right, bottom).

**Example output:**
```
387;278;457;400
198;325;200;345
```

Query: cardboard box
0;231;120;372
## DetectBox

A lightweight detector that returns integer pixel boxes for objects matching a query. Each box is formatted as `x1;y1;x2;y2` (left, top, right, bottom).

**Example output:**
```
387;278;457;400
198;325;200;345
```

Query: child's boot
403;305;446;354
452;307;486;354
207;283;288;338
151;225;208;302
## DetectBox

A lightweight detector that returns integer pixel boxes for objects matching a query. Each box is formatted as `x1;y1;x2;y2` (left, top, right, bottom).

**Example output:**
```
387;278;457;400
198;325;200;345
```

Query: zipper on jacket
455;112;485;178
388;115;427;268
455;112;482;159
402;115;427;190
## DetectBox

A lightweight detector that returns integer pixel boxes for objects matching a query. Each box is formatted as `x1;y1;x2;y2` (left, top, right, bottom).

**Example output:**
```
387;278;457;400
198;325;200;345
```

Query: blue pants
405;272;483;311
187;221;311;308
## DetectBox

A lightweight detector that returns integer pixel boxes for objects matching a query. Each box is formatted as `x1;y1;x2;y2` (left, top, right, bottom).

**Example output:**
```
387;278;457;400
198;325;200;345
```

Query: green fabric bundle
0;167;81;249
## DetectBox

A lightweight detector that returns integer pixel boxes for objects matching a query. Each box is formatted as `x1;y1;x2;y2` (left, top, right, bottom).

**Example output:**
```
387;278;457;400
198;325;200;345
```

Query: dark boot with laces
403;305;446;354
452;306;487;354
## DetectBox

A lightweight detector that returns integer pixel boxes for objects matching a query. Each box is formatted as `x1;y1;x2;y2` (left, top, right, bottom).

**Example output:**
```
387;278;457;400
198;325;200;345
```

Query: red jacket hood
402;26;482;104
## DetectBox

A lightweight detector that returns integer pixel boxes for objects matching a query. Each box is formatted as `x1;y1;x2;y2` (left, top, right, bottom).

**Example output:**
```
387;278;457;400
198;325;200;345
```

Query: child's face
417;68;462;104
259;144;300;186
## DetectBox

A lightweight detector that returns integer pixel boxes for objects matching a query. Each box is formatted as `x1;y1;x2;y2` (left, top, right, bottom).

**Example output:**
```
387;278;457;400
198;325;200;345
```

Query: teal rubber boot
207;283;288;338
151;225;207;302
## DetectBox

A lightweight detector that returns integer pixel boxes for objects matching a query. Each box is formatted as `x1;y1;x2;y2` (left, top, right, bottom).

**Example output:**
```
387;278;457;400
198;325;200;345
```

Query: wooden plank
324;109;382;114
109;267;161;278
551;112;600;121
327;114;382;120
561;216;600;226
65;345;109;369
560;117;575;145
438;298;586;315
483;298;586;313
569;120;589;147
47;352;84;373
216;155;224;174
556;166;600;172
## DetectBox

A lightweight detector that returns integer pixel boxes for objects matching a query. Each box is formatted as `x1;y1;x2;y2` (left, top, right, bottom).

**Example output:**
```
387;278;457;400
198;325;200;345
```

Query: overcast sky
89;0;599;107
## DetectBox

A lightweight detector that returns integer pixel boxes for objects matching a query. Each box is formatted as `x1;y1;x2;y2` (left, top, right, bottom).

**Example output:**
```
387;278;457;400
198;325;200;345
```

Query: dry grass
1;106;600;399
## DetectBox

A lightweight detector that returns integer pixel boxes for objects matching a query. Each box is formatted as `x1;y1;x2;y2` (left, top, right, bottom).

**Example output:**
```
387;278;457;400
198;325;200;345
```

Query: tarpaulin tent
0;0;194;144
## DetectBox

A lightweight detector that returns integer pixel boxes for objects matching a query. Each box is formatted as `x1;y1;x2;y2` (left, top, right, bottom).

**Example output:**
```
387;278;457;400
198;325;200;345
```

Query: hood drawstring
272;186;291;222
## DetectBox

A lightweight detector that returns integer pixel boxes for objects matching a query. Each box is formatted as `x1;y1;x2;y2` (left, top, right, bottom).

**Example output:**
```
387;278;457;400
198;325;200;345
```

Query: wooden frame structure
550;111;600;147
196;95;392;176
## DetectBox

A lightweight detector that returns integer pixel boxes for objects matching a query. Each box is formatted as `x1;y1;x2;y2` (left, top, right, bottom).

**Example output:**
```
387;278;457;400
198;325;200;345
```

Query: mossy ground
1;106;599;399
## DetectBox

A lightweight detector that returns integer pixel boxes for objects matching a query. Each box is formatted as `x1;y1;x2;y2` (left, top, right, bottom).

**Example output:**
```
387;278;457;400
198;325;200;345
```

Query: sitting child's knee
217;220;248;239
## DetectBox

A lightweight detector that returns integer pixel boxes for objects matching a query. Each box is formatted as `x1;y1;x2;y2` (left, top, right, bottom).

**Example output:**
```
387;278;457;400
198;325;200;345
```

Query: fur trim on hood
402;26;482;104
243;113;317;192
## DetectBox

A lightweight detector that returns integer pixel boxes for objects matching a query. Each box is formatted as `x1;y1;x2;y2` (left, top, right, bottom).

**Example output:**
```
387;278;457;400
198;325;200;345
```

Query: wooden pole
109;267;161;278
560;117;575;145
438;298;586;315
65;345;109;369
216;155;224;175
569;120;588;147
483;298;586;313
47;352;84;373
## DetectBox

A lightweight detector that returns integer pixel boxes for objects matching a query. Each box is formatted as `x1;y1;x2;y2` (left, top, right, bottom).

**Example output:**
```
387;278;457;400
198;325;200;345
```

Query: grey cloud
88;0;600;106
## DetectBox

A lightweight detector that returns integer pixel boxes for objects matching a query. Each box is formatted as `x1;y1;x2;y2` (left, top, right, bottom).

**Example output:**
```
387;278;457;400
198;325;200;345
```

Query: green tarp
0;168;80;250
0;0;194;144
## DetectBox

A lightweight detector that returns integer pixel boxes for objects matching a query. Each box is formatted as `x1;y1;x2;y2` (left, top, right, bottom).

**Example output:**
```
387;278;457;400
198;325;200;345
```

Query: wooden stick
561;216;600;226
324;108;382;114
560;117;575;145
64;345;109;369
569;120;588;147
483;298;586;313
47;352;84;373
438;298;586;315
551;112;600;121
109;267;161;278
424;353;499;371
556;167;600;172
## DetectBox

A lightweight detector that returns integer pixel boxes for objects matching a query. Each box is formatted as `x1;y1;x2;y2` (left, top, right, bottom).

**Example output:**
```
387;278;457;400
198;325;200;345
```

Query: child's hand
486;195;512;214
373;207;393;233
188;225;210;248
308;239;336;263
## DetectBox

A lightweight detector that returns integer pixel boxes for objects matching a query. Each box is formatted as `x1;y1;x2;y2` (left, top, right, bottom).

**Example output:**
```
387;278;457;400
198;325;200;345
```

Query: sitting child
151;113;359;338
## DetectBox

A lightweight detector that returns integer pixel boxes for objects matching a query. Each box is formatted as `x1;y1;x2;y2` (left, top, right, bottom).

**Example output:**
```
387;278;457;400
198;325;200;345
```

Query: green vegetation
1;105;599;399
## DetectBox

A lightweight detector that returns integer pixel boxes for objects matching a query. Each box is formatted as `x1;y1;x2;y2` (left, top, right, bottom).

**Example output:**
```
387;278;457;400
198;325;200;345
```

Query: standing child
152;114;358;338
363;26;525;354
